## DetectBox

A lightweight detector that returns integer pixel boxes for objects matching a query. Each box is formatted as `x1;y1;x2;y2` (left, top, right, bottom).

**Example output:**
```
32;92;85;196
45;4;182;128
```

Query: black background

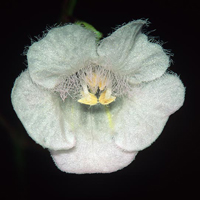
1;0;198;199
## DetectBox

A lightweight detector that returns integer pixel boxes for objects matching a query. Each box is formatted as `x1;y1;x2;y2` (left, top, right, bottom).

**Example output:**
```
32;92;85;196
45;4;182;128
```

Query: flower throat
55;65;131;106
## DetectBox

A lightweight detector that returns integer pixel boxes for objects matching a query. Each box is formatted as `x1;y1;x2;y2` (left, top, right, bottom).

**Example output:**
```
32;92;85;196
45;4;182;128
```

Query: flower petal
51;140;137;174
97;20;169;83
27;24;98;89
50;103;137;174
11;70;75;150
113;73;185;151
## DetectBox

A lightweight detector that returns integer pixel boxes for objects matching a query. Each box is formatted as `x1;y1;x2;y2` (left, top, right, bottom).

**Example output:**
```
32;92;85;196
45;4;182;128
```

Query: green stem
59;0;78;23
75;21;103;40
66;0;78;16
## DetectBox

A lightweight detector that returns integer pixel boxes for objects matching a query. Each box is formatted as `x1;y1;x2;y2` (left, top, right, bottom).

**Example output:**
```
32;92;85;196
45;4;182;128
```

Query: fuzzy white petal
27;24;98;89
11;70;75;150
49;102;138;174
97;20;169;83
51;139;137;174
113;73;185;151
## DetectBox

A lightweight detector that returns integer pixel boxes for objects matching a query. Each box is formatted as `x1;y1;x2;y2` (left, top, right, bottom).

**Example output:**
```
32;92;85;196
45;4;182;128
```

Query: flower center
54;65;131;105
77;73;116;106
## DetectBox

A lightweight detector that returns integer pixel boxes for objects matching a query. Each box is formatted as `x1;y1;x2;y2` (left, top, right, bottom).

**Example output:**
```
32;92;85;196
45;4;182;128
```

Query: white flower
11;20;185;174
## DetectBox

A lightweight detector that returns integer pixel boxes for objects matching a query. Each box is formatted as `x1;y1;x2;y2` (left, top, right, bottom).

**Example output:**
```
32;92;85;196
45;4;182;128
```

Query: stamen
78;92;98;105
82;83;89;95
86;73;97;88
99;89;116;105
98;77;107;91
85;73;98;94
54;65;131;105
78;83;98;105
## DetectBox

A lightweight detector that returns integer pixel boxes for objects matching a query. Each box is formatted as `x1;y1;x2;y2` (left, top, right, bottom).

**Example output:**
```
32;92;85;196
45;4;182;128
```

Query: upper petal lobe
98;20;169;83
27;24;98;89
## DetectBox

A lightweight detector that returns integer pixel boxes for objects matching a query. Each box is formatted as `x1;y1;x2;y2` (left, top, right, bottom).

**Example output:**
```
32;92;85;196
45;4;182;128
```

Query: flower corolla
11;20;185;174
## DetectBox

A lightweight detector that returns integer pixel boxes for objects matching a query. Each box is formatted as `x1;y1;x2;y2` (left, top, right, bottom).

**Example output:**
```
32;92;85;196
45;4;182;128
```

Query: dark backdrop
1;0;198;199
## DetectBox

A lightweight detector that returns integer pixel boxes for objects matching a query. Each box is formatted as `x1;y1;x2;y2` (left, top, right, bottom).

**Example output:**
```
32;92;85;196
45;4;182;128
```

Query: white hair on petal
54;65;132;101
23;23;74;56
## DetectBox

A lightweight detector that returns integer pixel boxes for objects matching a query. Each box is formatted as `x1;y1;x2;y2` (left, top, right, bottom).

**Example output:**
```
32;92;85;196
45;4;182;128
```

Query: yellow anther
99;90;116;105
78;92;98;106
78;73;116;106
